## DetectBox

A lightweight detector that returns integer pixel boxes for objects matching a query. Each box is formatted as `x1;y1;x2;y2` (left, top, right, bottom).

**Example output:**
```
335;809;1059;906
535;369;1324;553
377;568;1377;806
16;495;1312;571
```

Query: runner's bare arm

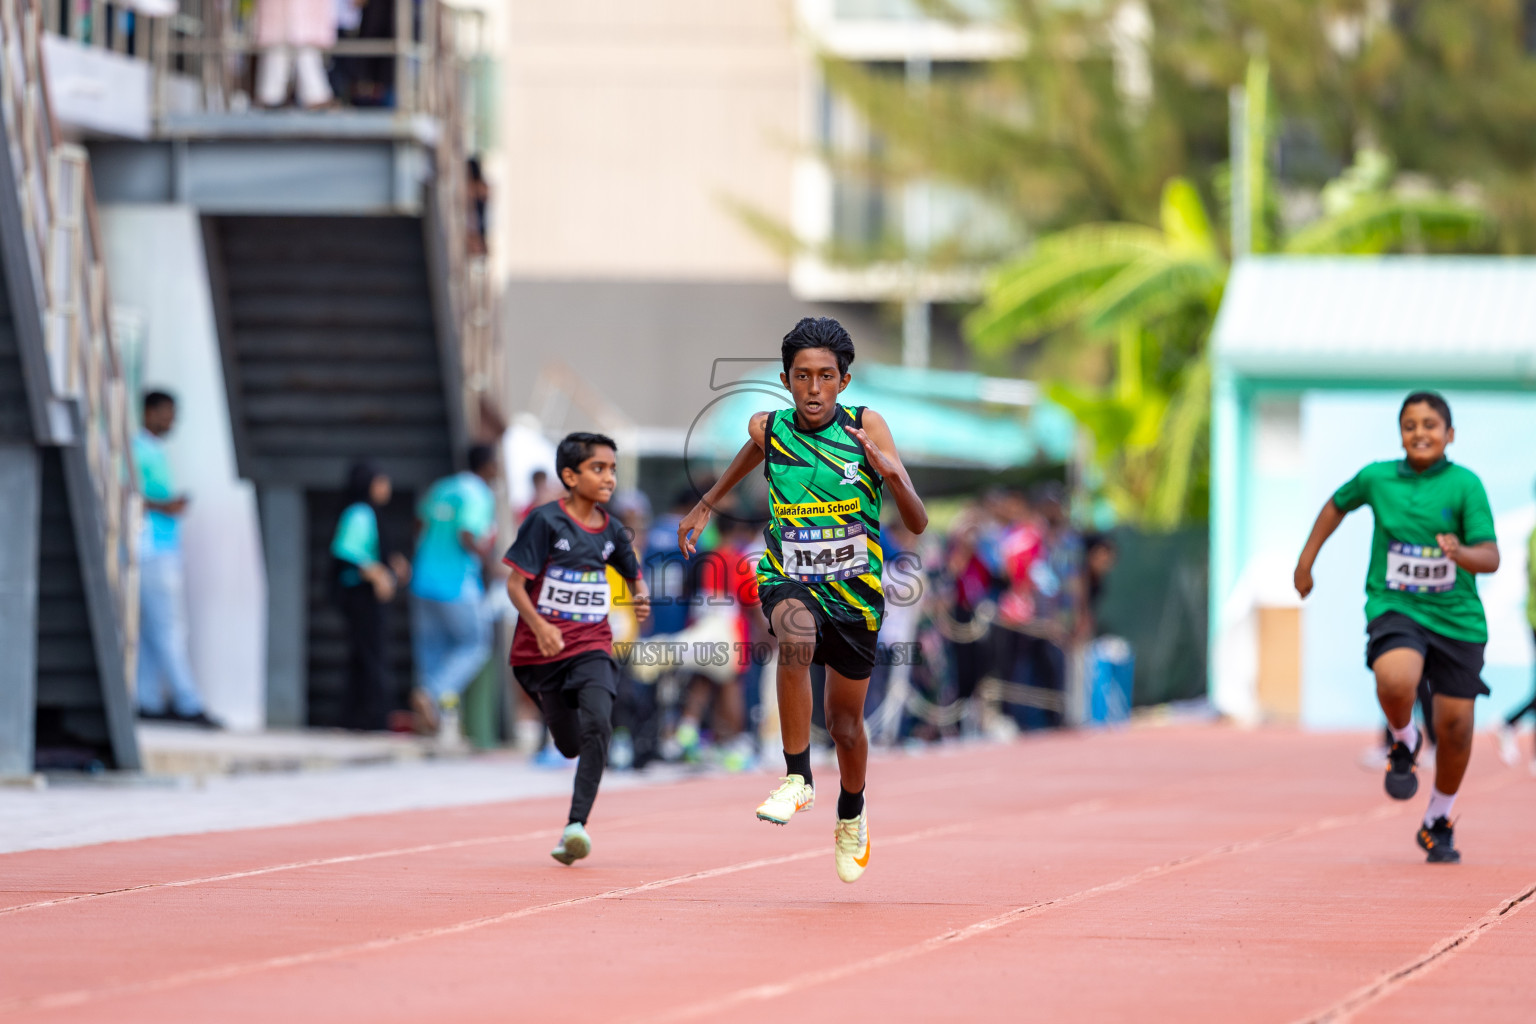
1294;500;1347;598
677;412;769;557
846;409;927;534
1436;535;1499;574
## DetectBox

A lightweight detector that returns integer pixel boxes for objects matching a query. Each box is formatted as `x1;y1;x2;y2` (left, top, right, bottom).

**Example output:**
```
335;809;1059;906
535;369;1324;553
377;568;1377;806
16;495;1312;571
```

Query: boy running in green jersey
1294;392;1500;863
678;317;928;882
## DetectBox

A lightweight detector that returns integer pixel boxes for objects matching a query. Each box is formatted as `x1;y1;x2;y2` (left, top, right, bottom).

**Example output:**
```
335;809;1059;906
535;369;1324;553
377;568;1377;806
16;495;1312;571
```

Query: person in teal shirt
132;391;220;728
409;444;500;737
1295;391;1500;865
332;461;409;731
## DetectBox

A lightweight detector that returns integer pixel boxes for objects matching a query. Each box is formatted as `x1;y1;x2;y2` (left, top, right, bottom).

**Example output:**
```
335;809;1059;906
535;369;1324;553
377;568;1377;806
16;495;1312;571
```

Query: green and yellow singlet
756;405;884;630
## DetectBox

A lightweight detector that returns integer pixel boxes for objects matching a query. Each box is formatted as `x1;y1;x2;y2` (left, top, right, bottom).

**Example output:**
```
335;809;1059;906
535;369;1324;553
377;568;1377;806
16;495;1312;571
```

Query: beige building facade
500;0;803;282
494;1;1004;458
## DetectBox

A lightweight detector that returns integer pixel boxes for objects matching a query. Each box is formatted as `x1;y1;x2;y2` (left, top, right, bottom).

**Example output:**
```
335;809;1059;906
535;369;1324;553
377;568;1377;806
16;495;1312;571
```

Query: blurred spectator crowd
576;480;1123;775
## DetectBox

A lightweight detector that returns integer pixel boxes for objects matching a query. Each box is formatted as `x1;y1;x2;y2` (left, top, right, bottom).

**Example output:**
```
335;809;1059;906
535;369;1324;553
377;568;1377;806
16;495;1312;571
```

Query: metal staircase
0;0;141;772
155;3;502;728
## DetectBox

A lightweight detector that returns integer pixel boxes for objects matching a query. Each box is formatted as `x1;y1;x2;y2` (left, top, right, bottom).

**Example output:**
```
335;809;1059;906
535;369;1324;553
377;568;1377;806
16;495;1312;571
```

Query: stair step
35;673;106;709
224;263;427;294
248;425;451;456
233;330;435;361
229;293;434;329
242;393;446;425
239;362;442;393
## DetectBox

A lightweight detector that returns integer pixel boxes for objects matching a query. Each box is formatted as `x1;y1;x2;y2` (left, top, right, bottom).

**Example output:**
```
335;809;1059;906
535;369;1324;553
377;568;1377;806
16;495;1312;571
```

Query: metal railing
155;0;451;118
422;0;498;443
150;0;501;439
41;0;169;60
1;0;142;676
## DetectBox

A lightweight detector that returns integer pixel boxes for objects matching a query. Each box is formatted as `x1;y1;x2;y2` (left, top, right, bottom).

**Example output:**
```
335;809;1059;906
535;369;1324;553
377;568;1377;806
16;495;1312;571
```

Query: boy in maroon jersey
505;432;649;864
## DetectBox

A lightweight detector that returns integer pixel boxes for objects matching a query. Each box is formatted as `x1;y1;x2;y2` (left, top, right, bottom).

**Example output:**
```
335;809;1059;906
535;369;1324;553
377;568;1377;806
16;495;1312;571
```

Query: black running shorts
514;650;618;708
759;579;879;681
1365;611;1489;699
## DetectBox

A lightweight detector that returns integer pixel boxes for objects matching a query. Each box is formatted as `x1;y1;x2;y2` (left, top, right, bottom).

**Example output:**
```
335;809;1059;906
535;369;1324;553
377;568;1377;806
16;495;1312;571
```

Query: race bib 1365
537;566;611;622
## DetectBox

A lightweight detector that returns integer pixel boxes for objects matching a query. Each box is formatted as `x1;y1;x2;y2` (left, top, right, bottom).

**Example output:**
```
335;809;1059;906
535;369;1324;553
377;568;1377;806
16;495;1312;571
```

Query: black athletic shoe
173;711;224;730
1417;816;1461;864
1384;735;1421;800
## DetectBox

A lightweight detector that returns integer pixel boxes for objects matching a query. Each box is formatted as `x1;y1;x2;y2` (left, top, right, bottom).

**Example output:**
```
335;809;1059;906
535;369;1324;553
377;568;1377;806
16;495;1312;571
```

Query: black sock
837;786;864;820
784;746;812;787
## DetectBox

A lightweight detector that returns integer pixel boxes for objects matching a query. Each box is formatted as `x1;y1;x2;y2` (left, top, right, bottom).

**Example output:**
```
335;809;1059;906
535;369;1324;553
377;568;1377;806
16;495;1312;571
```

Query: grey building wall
501;279;978;434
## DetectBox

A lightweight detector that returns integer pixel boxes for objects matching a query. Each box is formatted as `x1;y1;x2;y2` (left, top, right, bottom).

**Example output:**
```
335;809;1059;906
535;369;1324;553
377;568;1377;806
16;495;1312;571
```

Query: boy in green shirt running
1294;391;1500;864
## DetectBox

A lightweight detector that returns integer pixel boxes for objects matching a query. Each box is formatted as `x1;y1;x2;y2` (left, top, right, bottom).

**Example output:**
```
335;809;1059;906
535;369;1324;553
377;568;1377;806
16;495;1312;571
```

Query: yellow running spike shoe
756;774;815;825
834;808;870;883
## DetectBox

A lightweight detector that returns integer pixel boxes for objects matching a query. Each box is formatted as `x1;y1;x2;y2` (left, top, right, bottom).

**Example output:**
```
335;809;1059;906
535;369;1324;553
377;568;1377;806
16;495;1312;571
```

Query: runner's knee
1372;648;1423;693
826;708;864;749
1434;698;1475;747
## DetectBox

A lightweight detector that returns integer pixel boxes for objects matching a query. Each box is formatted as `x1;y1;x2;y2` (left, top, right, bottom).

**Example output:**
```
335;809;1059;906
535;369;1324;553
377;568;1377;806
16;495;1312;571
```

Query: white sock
1389;721;1420;749
1423;788;1457;827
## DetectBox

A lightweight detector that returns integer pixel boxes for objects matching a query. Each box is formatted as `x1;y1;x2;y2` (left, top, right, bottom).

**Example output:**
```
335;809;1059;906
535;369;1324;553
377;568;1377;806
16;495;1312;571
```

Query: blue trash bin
1087;636;1134;725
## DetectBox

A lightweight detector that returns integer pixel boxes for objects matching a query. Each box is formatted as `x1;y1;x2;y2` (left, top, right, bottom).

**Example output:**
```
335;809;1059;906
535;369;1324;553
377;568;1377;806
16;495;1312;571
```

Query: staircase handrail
425;0;499;444
0;0;142;679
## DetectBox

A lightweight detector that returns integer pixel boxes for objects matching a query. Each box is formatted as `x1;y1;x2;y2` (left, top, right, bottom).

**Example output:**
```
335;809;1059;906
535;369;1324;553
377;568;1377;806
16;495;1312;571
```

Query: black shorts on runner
514;650;618;709
1365;611;1489;699
759;579;879;681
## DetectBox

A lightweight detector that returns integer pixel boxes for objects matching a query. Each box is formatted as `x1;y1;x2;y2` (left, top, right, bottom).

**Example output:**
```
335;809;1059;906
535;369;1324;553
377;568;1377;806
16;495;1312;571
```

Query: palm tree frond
1282;195;1490;255
1080;253;1225;336
1160;178;1218;257
964;224;1169;352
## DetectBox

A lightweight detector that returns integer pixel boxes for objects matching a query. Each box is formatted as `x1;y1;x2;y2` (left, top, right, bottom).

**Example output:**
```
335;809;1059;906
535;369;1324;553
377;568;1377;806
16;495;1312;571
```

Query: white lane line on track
1288;771;1533;1023
1295;879;1536;1023
630;803;1411;1024
0;830;560;919
0;798;1108;1015
636;771;1530;1024
0;767;995;921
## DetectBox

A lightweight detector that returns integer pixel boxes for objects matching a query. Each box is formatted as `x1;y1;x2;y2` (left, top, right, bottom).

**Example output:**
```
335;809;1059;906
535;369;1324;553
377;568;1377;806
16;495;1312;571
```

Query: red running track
1;725;1533;1023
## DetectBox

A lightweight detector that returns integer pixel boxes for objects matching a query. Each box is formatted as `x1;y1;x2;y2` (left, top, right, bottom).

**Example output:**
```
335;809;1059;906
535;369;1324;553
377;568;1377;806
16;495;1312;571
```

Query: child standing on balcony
255;0;337;110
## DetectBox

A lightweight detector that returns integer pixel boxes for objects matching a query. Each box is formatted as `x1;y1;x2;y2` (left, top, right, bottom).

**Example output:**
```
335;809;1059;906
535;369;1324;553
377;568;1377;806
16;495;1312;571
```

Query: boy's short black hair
143;390;175;413
556;431;618;483
467;443;497;474
1400;390;1452;428
782;316;855;376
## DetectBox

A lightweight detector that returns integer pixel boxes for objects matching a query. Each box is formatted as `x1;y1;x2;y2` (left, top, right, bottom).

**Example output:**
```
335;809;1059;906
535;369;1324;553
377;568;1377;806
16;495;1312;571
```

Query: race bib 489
1385;541;1455;594
537;566;612;622
782;522;870;583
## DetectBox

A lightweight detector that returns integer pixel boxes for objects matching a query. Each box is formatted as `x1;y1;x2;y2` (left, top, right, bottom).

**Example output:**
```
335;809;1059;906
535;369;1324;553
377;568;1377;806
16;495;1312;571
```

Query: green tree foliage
966;155;1487;527
829;1;1536;250
821;3;1514;526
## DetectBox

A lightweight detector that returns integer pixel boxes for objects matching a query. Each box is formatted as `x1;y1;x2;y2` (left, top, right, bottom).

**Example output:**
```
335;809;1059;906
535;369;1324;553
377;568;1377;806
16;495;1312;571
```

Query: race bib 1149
781;522;870;583
537;566;611;622
1385;541;1455;594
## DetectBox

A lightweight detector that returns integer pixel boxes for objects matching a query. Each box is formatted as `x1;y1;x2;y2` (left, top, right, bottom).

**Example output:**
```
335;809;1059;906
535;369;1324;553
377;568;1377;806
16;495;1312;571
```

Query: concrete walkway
0;752;692;854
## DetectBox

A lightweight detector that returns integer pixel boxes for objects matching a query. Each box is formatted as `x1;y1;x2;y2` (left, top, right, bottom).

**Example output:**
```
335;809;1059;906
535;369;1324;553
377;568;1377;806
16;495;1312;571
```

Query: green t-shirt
1332;458;1496;643
1527;527;1536;631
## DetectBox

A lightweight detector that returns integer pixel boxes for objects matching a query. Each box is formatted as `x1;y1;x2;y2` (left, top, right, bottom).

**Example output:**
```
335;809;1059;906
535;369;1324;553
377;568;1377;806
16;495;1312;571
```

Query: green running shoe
551;822;592;866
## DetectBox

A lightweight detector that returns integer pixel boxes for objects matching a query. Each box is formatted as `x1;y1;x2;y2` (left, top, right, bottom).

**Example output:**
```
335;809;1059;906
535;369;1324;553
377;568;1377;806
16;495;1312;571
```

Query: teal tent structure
692;362;1076;469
